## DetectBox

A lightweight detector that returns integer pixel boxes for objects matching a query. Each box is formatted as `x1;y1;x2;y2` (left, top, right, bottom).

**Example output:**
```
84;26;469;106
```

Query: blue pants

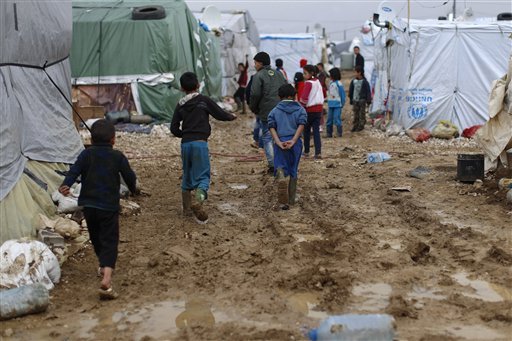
253;117;264;148
303;114;322;156
181;141;210;192
273;136;302;179
260;121;274;168
327;107;342;129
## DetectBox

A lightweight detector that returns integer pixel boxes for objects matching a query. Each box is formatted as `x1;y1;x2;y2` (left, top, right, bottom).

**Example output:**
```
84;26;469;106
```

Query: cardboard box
73;104;105;129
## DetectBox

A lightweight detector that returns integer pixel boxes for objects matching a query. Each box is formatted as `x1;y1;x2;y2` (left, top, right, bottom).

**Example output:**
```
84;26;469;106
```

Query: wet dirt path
2;110;511;341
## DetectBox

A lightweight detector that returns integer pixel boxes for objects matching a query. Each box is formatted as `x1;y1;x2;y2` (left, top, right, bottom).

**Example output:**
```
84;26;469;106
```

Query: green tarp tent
71;0;221;121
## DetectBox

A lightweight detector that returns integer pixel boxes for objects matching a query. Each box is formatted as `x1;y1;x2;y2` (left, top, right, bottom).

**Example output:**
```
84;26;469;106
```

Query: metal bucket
457;154;484;182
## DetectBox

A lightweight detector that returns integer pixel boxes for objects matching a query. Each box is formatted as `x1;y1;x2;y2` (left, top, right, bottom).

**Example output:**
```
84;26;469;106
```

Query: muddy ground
2;94;512;340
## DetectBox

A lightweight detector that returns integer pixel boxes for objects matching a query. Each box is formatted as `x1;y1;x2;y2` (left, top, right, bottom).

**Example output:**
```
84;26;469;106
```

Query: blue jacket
268;100;307;138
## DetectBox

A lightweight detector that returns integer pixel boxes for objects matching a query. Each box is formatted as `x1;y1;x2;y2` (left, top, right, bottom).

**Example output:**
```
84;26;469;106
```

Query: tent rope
42;60;92;133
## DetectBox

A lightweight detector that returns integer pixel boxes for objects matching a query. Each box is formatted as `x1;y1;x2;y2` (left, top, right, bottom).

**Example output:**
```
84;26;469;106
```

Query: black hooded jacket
171;94;235;142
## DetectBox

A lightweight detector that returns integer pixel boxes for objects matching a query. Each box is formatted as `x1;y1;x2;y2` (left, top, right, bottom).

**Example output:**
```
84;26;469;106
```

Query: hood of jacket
275;100;303;115
179;92;200;107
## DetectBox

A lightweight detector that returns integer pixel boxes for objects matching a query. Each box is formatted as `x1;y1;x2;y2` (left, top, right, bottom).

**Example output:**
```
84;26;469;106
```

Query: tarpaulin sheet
372;18;512;132
71;0;222;120
259;33;323;80
1;0;83;201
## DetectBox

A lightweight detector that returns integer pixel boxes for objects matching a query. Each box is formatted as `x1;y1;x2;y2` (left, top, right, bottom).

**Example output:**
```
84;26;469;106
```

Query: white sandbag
0;240;61;290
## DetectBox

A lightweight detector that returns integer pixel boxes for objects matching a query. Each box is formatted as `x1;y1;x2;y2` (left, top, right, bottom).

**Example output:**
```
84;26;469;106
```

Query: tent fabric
1;0;83;201
372;18;512;132
71;0;222;121
259;33;323;80
0;161;68;243
476;56;512;170
193;11;260;97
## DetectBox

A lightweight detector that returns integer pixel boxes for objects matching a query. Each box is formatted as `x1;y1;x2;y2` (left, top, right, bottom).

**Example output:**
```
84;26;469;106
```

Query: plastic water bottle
367;152;391;163
0;284;49;320
308;314;396;341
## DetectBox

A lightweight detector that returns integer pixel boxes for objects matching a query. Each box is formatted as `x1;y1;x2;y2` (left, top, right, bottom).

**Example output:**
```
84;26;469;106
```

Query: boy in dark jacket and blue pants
268;84;307;207
59;119;137;300
171;72;237;223
349;65;372;132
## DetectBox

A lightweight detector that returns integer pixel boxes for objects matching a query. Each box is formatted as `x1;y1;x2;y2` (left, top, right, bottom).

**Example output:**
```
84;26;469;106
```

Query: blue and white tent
372;17;512;132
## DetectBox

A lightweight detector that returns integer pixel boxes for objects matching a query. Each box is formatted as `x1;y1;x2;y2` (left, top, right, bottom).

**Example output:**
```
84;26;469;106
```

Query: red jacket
237;61;248;87
299;78;324;113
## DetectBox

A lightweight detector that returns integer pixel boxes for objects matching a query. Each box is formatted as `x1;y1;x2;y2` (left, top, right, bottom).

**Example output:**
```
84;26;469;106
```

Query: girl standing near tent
299;64;325;159
234;55;249;114
326;67;346;137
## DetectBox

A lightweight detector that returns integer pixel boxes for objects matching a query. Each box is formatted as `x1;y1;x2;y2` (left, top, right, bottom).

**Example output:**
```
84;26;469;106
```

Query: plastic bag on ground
0;240;61;290
431;120;459;139
462;125;483;139
52;190;81;213
386;122;403;136
406;128;431;142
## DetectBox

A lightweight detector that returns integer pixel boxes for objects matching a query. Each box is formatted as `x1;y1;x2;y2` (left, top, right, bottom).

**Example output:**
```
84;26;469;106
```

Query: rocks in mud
408;166;432;180
485;246;512;266
120;199;141;216
406;241;431;263
385;295;418;319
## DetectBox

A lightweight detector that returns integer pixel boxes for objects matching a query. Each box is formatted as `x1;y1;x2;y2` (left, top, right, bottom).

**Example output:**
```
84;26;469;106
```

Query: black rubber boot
276;168;289;205
288;178;298;205
182;191;192;216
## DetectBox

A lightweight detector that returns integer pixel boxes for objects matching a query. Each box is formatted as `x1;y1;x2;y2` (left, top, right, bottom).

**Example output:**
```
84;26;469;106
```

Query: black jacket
355;53;365;70
349;78;372;105
171;94;235;142
62;144;137;211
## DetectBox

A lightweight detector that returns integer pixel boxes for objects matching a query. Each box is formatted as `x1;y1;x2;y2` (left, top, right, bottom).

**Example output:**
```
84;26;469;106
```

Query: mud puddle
349;283;392;312
443;324;507;340
452;272;507;302
114;299;230;340
286;292;328;319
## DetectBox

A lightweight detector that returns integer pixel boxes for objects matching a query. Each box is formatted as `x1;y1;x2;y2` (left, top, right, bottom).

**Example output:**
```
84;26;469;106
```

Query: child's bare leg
101;267;113;289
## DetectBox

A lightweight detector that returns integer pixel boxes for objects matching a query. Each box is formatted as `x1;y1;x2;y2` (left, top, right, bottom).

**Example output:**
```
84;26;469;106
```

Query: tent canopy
193;10;260;96
259;33;323;81
372;18;512;132
1;0;83;242
72;0;222;121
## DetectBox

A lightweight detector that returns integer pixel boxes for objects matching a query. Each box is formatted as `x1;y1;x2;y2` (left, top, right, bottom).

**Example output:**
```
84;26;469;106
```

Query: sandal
98;286;119;300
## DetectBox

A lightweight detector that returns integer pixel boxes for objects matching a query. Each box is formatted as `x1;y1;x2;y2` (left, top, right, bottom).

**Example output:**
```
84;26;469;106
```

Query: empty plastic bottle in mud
308;314;396;341
367;152;391;163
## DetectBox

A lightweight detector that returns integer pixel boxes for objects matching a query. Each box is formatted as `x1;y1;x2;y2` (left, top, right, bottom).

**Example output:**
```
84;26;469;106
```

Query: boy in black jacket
171;72;237;223
349;65;372;132
59;119;137;300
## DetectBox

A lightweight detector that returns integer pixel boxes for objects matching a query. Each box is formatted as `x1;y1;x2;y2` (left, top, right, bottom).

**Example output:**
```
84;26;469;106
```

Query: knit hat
253;52;271;66
299;58;308;68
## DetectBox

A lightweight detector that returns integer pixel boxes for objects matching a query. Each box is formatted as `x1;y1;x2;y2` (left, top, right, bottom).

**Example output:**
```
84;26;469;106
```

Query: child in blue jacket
268;84;307;207
326;67;346;137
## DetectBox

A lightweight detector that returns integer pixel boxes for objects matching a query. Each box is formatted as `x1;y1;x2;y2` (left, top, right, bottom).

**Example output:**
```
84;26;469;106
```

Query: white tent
348;21;381;79
259;33;323;81
372;18;512;132
0;0;83;242
194;10;260;97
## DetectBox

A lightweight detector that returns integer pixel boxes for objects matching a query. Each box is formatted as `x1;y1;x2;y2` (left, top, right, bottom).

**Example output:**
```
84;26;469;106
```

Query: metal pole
452;0;456;19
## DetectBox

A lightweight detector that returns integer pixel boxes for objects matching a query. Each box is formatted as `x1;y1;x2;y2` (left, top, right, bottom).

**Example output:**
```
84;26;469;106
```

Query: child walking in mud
59;119;138;300
171;72;237;223
268;84;307;208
